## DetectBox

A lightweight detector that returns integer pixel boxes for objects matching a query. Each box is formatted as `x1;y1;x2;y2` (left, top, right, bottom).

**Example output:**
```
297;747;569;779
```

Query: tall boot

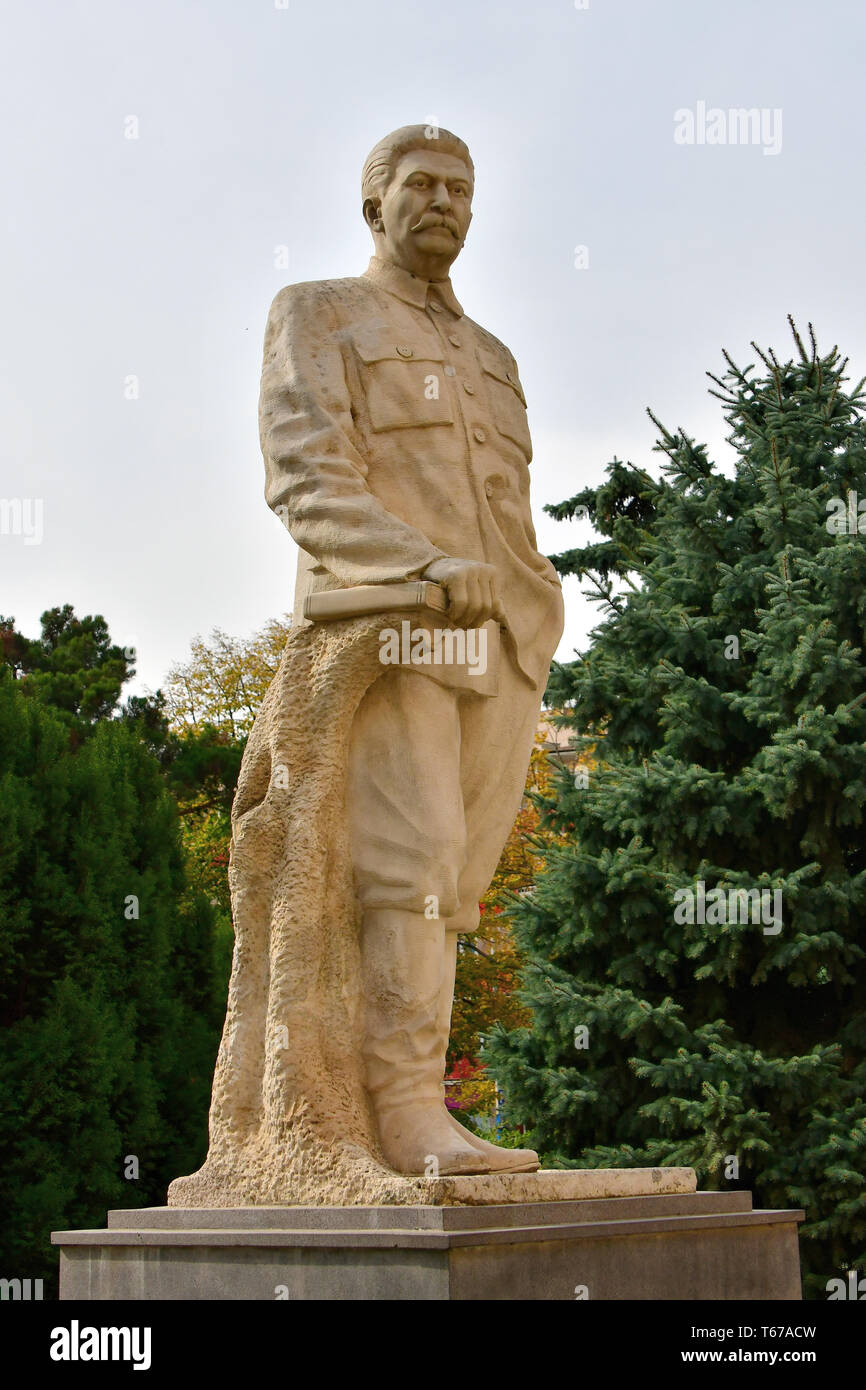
440;930;540;1173
361;908;486;1176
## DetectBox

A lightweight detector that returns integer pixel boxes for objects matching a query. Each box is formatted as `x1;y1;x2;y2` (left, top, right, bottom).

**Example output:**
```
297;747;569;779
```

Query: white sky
3;0;864;698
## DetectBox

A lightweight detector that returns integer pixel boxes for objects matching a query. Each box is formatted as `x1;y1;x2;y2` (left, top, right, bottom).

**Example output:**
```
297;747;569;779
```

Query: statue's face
365;148;473;279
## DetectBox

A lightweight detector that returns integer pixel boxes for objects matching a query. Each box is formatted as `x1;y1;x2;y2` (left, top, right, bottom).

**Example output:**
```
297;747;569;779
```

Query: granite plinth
53;1178;804;1301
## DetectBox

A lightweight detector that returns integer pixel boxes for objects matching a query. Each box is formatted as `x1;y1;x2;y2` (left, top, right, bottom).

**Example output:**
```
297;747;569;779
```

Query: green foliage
0;605;133;723
485;321;866;1297
0;618;227;1293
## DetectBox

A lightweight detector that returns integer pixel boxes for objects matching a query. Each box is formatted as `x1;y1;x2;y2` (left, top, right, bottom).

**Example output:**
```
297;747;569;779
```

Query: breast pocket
353;339;454;433
479;348;533;460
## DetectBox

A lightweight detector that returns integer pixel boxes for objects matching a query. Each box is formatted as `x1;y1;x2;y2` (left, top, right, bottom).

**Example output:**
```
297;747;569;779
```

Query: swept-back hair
361;125;473;205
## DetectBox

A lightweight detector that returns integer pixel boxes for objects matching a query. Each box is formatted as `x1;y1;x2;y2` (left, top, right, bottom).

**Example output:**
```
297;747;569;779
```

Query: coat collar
363;256;464;318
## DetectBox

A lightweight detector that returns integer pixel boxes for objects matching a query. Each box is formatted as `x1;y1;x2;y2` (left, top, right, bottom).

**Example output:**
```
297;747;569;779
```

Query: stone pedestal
53;1170;803;1300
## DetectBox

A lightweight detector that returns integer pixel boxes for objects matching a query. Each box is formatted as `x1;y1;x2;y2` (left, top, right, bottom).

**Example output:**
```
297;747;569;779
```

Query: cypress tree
0;611;224;1292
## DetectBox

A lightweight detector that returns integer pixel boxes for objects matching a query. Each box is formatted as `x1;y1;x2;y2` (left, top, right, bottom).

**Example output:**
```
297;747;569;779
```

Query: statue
169;125;564;1207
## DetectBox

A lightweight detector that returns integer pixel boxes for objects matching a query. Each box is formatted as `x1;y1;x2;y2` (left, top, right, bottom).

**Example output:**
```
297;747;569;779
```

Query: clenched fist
421;557;506;629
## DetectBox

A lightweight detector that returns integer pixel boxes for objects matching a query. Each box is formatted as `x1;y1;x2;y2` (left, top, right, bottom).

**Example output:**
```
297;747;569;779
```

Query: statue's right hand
421;557;505;629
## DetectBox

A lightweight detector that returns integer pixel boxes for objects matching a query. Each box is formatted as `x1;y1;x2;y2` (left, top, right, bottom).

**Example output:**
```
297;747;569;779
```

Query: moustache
410;213;460;237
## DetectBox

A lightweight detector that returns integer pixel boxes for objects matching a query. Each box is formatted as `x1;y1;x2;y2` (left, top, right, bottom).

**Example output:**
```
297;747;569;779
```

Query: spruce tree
485;320;866;1296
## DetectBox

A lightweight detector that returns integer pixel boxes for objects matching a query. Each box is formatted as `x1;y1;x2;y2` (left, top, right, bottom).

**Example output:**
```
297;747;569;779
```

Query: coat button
463;382;475;394
428;300;441;312
473;427;487;443
396;345;414;358
449;336;461;348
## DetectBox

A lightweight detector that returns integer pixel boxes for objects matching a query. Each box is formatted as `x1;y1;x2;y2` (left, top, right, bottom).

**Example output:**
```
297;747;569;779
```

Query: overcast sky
3;0;864;699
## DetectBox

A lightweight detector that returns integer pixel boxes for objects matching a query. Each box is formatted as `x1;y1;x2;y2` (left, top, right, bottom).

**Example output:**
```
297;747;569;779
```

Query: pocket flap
478;348;527;404
353;335;445;365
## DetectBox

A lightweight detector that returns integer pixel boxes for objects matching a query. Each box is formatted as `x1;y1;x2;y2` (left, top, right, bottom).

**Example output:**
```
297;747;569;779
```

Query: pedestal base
53;1182;803;1300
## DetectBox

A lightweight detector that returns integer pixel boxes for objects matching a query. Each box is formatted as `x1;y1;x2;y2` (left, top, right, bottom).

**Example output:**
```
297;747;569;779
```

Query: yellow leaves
164;617;292;738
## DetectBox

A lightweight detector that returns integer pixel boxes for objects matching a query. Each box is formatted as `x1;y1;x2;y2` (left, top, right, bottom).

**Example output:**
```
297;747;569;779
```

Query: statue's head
362;124;474;280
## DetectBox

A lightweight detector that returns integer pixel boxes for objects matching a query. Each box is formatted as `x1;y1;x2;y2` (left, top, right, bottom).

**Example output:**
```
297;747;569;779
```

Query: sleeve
258;284;446;585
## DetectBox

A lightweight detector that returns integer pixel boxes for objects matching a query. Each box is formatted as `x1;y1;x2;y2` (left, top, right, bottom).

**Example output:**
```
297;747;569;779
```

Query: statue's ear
363;196;383;234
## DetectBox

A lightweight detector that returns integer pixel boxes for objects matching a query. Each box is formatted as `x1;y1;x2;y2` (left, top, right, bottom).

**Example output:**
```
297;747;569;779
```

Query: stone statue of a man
170;125;563;1206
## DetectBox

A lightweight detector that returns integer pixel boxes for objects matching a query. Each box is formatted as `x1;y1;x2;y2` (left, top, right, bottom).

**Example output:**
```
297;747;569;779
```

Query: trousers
347;657;542;934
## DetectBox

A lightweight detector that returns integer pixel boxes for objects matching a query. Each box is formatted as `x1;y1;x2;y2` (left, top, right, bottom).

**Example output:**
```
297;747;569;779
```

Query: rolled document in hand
303;580;449;622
